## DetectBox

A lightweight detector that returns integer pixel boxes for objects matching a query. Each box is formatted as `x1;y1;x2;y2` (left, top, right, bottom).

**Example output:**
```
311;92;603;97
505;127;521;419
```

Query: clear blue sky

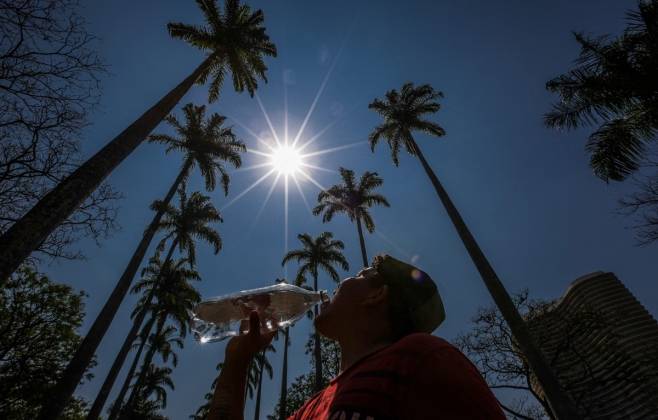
42;0;657;418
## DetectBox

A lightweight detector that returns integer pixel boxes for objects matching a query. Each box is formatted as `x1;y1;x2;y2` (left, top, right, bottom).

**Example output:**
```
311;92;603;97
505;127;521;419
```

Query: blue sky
41;0;658;418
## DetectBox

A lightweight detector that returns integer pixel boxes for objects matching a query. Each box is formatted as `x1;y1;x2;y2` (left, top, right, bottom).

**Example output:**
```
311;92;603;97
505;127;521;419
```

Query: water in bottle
191;283;329;343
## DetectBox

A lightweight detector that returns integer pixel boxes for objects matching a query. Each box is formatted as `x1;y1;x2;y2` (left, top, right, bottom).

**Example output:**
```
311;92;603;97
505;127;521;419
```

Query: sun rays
220;71;365;280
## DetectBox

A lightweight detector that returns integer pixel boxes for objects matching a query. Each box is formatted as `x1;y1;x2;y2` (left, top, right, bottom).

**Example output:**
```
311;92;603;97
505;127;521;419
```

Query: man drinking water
207;254;505;419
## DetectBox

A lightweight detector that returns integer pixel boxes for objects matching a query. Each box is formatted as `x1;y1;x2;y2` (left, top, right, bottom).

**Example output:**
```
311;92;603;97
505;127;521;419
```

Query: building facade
527;271;658;419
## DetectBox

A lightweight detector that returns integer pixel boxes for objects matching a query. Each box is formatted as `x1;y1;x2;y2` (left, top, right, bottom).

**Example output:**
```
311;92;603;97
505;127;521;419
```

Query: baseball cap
371;254;445;334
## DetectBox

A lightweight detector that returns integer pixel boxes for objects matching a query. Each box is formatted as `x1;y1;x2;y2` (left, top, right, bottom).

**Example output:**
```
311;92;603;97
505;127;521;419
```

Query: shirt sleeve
399;345;506;419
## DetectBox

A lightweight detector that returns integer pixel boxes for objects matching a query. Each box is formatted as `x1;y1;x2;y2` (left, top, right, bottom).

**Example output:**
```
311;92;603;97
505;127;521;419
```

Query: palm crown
368;82;446;165
167;0;278;102
152;189;222;265
149;103;246;195
281;232;349;286
136;364;175;410
313;167;389;233
132;256;202;337
544;1;658;182
143;325;184;368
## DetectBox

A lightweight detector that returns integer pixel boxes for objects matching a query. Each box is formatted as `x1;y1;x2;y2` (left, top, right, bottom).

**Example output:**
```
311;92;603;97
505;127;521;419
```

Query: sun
270;144;303;175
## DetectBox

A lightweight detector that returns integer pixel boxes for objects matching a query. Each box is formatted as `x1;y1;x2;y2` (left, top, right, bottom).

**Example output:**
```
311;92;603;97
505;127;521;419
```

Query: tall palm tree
313;168;389;267
133;364;175;416
282;232;349;392
544;0;658;183
55;103;241;420
274;278;293;420
0;0;275;284
368;82;579;418
119;259;201;419
88;190;221;420
106;257;198;420
251;345;275;420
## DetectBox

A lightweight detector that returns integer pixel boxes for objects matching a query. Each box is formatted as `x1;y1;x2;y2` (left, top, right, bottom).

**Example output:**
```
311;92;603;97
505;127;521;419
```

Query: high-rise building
527;271;658;419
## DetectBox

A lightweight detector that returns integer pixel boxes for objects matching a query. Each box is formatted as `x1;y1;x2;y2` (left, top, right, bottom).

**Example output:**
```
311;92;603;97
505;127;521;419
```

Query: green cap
372;254;445;334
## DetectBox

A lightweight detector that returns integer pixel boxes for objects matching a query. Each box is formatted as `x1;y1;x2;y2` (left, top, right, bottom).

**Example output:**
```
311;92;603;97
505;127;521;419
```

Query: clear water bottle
191;283;329;343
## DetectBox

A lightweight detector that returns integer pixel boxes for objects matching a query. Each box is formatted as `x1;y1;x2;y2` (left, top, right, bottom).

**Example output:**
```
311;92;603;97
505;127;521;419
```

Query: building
527;271;658;419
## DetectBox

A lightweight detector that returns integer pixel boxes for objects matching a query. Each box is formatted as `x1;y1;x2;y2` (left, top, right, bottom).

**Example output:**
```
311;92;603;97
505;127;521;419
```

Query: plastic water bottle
191;283;329;343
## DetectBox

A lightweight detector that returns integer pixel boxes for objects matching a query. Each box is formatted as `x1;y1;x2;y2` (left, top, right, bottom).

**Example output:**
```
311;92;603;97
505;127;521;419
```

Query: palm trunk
312;274;323;393
86;309;152;420
106;317;156;420
278;327;289;420
0;56;212;284
115;236;179;420
254;354;264;420
40;167;189;420
119;315;167;420
355;217;369;267
410;139;579;419
85;166;189;420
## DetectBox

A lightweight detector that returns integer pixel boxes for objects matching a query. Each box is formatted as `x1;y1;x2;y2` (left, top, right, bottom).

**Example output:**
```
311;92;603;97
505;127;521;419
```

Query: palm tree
88;190;221;420
368;82;579;418
544;0;658;182
0;0;275;284
251;345;275;420
82;104;242;420
274;278;293;420
313;168;389;267
282;232;349;392
132;364;175;417
119;258;201;420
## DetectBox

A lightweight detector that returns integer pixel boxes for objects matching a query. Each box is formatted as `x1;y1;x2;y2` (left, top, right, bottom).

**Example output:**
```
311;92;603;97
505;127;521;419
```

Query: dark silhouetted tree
313;168;389;267
0;0;275;289
369;82;578;418
544;0;658;182
282;232;348;393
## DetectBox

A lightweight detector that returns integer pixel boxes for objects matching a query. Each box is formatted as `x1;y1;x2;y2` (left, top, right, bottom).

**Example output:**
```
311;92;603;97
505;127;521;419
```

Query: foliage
0;266;91;418
281;232;349;286
152;189;223;265
313;167;390;233
368;82;446;166
149;103;246;195
544;0;658;182
132;256;202;337
167;0;277;101
0;0;120;261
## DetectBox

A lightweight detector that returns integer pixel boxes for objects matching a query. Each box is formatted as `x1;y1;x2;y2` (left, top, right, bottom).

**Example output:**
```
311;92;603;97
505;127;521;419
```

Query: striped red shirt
288;333;505;420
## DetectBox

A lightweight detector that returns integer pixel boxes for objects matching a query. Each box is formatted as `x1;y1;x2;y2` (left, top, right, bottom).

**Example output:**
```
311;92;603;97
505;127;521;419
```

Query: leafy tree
544;0;658;182
0;0;275;305
0;266;91;419
90;190;221;420
313;168;390;267
282;232;349;392
0;0;120;262
368;82;578;418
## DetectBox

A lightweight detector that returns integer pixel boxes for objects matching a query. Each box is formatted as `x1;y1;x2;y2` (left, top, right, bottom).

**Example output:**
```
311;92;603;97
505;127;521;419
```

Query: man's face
314;267;381;340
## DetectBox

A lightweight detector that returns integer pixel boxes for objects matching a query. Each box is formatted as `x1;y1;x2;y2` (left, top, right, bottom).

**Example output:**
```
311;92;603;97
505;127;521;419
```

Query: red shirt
288;333;505;420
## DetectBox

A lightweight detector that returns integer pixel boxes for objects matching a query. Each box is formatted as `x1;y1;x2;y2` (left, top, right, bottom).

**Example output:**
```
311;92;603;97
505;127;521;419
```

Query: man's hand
225;311;277;365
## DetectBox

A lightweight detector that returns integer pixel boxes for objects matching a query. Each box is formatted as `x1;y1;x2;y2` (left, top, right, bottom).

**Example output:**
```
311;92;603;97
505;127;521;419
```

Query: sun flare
270;144;303;175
